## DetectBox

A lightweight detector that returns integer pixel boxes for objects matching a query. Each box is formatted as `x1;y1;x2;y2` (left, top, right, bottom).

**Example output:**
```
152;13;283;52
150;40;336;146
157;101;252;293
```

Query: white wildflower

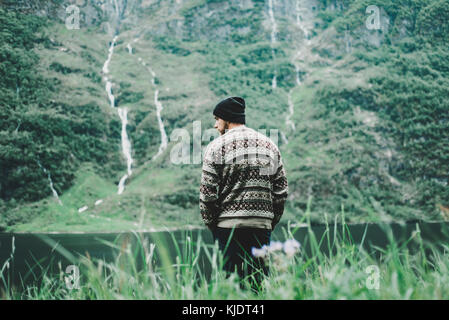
251;245;268;258
267;241;284;252
283;239;301;257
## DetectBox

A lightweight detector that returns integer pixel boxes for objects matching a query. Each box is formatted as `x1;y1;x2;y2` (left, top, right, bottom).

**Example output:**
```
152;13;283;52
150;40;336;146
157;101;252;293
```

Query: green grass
2;206;449;300
10;166;136;232
9;164;204;233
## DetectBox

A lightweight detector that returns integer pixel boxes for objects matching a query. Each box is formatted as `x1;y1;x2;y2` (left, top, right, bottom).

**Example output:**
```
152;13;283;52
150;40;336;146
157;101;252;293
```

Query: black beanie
213;97;246;124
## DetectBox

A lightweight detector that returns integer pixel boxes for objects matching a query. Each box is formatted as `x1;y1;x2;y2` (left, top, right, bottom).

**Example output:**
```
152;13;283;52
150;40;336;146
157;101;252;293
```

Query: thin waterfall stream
285;0;314;144
36;160;63;206
136;55;168;160
268;0;277;89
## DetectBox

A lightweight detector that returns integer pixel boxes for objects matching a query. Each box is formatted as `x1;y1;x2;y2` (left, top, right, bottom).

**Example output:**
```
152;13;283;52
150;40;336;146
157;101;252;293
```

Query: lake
1;221;448;292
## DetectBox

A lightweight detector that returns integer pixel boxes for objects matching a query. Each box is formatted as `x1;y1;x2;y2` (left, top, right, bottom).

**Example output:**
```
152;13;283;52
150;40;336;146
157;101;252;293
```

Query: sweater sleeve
271;156;288;230
199;146;221;229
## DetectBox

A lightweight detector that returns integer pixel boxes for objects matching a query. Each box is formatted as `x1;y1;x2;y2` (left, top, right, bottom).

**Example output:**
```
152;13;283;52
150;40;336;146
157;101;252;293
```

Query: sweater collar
223;125;246;136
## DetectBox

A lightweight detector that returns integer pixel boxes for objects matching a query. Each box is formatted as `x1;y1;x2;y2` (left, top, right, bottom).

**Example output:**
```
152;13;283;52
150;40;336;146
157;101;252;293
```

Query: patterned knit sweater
199;125;288;230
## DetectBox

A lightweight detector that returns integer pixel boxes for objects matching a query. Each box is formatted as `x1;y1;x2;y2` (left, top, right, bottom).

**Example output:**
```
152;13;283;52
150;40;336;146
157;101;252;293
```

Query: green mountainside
0;0;448;232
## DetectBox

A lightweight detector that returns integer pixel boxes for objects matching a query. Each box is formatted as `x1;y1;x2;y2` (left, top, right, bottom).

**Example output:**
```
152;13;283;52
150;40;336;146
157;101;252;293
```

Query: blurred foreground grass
2;205;449;300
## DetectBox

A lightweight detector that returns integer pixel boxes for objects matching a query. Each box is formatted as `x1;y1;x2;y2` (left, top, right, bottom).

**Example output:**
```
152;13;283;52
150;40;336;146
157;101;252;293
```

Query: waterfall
268;0;277;89
103;36;118;108
296;0;312;45
117;107;134;195
102;36;117;75
285;65;301;134
36;160;62;206
113;0;120;18
286;89;296;132
127;43;133;54
285;0;315;143
102;34;134;195
295;64;301;85
135;55;167;160
153;89;168;160
105;81;114;108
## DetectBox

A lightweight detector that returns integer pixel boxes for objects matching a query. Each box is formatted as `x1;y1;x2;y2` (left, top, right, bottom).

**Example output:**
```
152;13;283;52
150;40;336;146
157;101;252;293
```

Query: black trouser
212;227;271;291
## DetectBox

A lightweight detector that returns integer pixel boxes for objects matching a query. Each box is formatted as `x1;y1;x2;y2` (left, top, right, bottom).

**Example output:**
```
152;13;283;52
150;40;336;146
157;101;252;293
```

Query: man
199;96;288;291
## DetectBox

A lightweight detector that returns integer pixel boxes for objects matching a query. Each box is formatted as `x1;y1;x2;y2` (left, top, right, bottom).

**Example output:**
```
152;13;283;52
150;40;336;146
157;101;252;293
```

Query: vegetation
0;0;448;232
0;9;125;228
2;208;449;299
286;0;449;222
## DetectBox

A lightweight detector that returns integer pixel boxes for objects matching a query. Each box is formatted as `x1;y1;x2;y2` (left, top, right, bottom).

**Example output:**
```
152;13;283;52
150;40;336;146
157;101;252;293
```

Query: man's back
200;125;288;231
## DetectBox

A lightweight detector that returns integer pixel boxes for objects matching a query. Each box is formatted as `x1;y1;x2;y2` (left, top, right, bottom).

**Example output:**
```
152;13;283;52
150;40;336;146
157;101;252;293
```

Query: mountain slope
1;0;448;232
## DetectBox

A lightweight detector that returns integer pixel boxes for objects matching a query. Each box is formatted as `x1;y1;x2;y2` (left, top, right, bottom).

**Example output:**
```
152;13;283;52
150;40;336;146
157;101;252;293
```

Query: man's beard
219;122;229;135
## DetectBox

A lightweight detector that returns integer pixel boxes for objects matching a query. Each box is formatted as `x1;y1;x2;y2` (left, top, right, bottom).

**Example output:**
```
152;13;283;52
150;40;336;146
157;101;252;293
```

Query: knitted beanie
213;97;246;124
